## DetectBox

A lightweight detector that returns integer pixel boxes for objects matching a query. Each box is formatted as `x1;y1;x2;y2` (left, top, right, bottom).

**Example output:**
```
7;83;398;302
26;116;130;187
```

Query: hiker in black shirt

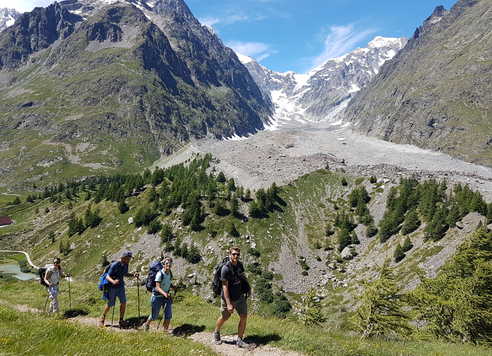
213;247;251;349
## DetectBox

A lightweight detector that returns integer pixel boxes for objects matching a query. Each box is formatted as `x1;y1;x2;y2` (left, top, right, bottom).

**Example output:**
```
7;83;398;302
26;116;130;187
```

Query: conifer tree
394;243;405;263
351;262;411;338
230;195;239;217
217;172;226;183
337;228;351;251
118;199;129;214
401;209;421;235
297;289;326;327
402;236;413;253
160;224;173;243
228;222;240;237
410;227;492;343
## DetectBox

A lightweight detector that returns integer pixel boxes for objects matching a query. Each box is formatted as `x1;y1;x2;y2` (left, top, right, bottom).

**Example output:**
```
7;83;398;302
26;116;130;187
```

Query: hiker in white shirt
44;257;68;313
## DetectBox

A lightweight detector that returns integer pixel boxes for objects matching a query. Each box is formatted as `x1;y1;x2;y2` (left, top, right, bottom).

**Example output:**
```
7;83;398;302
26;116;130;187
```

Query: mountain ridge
0;0;271;189
342;0;492;166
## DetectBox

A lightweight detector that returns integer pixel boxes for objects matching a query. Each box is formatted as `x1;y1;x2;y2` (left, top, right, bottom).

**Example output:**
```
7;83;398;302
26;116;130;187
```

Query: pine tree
297;289;326;326
230;195;239;217
394;243;405;263
160;224;173;243
402;236;413;253
424;206;449;241
228;222;240;237
337;228;351;251
401;209;421;235
249;200;262;218
217;172;226;183
410;227;492;343
351;262;411;338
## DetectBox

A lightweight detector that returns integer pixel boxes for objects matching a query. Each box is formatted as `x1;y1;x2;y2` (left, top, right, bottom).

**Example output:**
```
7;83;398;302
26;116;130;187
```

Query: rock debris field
156;122;492;201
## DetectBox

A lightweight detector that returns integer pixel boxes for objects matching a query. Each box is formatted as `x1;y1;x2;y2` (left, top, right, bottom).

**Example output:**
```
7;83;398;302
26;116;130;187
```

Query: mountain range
240;36;407;125
342;0;492;166
0;0;270;189
0;0;490;191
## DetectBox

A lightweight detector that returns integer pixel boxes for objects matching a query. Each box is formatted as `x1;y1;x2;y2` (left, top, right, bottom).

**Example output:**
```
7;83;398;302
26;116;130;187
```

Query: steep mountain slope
0;0;270;189
241;37;406;124
343;0;492;166
0;8;20;33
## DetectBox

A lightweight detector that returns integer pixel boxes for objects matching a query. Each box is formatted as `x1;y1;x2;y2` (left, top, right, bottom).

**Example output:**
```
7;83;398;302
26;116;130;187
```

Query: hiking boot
119;319;128;328
98;317;105;328
236;338;250;349
213;331;222;345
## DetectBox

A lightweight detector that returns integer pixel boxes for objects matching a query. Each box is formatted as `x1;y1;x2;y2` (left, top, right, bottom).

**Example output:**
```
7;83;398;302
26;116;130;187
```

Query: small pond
0;263;37;280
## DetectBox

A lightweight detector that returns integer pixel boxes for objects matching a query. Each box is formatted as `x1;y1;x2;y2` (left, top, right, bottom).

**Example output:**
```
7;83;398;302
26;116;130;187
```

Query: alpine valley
0;0;492;355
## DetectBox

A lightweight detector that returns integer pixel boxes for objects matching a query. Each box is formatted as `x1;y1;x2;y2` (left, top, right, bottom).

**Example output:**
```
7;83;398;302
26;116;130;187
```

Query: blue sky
3;0;458;73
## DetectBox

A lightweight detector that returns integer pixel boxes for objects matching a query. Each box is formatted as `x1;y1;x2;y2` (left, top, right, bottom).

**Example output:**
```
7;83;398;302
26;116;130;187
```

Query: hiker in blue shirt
143;257;174;332
99;251;139;327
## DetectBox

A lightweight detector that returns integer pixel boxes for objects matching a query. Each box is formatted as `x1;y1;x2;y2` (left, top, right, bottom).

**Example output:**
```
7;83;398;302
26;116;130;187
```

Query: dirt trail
190;332;303;356
0;299;304;356
0;249;39;269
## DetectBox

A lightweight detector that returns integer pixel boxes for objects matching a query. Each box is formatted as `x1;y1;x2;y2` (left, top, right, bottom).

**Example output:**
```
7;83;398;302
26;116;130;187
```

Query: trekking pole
137;275;141;320
68;276;72;309
44;293;49;314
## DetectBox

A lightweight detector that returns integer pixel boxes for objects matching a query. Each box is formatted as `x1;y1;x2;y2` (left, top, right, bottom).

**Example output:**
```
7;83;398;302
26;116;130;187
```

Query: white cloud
311;24;376;68
1;0;54;12
226;41;276;62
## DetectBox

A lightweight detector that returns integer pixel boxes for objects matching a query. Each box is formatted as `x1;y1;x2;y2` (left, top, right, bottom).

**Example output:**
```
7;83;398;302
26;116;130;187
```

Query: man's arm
222;280;234;312
44;269;52;287
105;264;119;285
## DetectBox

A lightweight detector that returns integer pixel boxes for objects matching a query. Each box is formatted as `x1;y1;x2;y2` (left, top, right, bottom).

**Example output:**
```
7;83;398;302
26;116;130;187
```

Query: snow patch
236;52;254;64
368;36;402;49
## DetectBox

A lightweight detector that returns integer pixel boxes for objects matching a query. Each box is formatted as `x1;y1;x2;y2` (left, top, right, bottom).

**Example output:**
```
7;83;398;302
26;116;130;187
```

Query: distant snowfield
154;118;492;201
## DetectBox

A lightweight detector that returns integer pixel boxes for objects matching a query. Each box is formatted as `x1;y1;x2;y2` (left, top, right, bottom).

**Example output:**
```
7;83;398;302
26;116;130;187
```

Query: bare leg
163;319;171;331
100;305;111;326
215;312;230;332
238;314;247;339
119;302;127;321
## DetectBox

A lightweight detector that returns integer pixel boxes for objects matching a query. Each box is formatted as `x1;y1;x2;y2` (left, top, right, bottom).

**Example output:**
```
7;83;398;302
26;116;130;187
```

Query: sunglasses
231;253;240;256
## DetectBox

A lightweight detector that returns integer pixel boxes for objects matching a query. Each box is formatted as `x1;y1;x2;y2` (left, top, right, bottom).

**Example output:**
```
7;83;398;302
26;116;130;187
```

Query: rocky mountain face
342;0;492;167
240;37;406;124
0;0;270;189
0;8;20;33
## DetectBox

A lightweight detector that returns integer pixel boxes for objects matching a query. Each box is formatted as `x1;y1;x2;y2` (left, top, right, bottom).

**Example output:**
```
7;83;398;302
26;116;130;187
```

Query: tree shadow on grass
171;324;206;337
244;333;281;346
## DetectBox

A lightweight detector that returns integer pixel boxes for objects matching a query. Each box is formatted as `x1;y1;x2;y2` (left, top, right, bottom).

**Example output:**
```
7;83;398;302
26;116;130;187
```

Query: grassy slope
0;275;491;356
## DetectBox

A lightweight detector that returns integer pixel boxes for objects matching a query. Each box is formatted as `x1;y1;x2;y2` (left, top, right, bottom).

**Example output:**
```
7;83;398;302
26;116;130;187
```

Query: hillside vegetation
1;154;492;352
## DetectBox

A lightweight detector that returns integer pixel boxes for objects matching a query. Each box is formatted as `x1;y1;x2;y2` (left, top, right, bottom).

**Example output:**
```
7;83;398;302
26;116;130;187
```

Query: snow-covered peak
236;52;254;65
0;8;21;33
368;36;404;49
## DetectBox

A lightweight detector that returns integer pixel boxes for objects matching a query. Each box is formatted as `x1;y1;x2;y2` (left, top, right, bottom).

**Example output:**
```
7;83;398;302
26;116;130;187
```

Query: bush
248;248;261;257
148;220;162;234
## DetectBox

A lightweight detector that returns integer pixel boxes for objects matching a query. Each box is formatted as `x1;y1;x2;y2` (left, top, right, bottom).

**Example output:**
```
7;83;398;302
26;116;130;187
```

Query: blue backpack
145;261;163;292
98;262;113;291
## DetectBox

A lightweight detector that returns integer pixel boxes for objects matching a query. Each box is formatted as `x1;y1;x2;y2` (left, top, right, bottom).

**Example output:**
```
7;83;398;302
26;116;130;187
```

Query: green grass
0;304;215;356
0;279;491;356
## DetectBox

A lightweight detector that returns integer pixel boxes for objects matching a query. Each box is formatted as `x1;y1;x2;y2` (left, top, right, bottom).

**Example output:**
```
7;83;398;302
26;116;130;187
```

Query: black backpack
145;261;164;292
212;257;230;297
38;267;48;287
212;258;250;298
